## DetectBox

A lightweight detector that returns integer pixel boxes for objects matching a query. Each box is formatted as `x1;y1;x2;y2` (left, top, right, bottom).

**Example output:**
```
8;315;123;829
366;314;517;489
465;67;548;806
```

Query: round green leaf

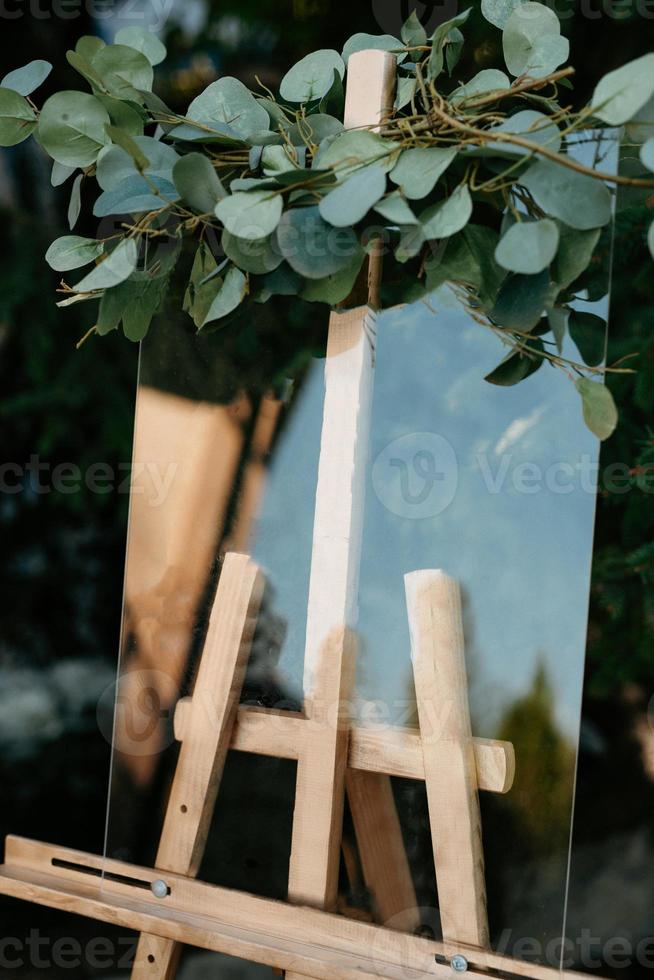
490;269;551;330
188;77;269;140
45;235;104;272
114;27;167;66
97;135;179;190
76;36;106;60
315;130;397;176
341;34;406;64
215;190;283;241
576;378;618;441
495;219;559;274
319;164;387;227
552;225;601;289
568;310;606;367
0;88;36;147
301;249;365;304
91;44;154;98
521;160;612;231
487;109;562;155
1;60;52;97
451;69;511;103
93;175;179;217
401;12;427;52
38;91;111;166
485;342;545;386
280;50;345;103
590;54;654;126
374;192;418;225
390;146;457;201
481;0;529;28
73;239;138;292
640;138;654;173
276;205;360;279
51;161;76;187
421;183;473;240
222;230;283;275
97;95;145;137
173;153;226;213
503;3;569;79
203;266;248;326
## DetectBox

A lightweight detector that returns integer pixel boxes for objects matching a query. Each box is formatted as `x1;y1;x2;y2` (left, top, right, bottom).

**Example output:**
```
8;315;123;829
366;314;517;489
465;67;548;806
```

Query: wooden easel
0;48;523;980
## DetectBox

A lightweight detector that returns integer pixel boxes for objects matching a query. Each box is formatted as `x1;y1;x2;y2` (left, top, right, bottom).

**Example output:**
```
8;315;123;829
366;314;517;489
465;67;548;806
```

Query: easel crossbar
174;703;515;795
0;838;584;980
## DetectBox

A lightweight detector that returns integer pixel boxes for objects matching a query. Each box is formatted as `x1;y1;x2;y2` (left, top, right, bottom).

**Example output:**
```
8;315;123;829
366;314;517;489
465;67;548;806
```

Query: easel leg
405;571;490;950
131;554;264;977
346;770;420;933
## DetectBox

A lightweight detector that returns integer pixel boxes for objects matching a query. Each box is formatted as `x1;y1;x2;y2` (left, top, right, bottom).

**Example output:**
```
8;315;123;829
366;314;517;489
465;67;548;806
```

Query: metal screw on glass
450;955;469;974
151;879;169;899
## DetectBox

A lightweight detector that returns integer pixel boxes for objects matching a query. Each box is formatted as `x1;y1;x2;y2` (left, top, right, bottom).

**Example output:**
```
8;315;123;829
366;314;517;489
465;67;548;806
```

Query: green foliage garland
2;10;654;438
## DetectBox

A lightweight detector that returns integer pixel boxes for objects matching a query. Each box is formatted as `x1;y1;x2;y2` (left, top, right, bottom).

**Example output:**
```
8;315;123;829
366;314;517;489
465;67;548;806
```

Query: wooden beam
405;571;489;949
132;554;264;976
173;702;515;794
0;838;592;980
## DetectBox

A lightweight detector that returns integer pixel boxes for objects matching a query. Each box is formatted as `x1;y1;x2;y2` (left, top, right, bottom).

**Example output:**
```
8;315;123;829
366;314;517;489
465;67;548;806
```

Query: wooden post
132;553;264;976
404;571;490;949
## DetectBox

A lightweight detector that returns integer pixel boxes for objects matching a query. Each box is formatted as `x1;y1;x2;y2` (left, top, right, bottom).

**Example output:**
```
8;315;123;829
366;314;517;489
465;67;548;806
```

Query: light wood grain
405;571;489;949
288;628;357;908
0;838;592;980
132;553;264;976
173;702;515;794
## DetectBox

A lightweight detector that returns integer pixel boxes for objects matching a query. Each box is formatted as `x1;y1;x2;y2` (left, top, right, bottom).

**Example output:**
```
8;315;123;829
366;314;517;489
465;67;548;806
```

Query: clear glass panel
102;132;617;975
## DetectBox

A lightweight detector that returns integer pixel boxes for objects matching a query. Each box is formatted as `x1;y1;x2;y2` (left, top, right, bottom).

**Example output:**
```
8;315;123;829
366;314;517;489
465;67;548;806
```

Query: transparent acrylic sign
101;133;618;976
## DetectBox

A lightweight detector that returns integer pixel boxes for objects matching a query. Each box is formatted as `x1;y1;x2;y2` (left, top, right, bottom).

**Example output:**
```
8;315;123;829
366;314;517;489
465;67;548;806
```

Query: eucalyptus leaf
391;146;457;200
168;120;245;146
342;34;406;65
445;27;464;76
374;192;418;225
51;161;76;187
46;235;104;272
93;175;179;216
215;190;283;241
183;243;219;328
280;50;345;103
255;264;303;302
487;109;562;155
485;340;545;386
521;160;612;230
428;9;471;81
495;218;559;274
105;125;150;171
262;145;299;176
421;183;473;240
481;0;529;29
503;3;569;79
395;224;426;263
65;50;108;93
276;205;360;279
114;27;167;66
122;274;169;340
490;269;551;330
569;310;606;366
38;91;110;166
173;153;226;212
451;69;511;103
301;249;364;304
67;174;83;230
287;113;344;147
315;129;397;175
73;239;138;292
552;225;601;289
203;266;248;327
0;88;36;146
547;307;569;353
319;164;387;227
91;44;154;99
395;76;417;110
188;77;269;139
401;11;427;55
576;378;618;440
222;230;283;275
96;136;178;190
590;53;654;126
1;60;52;97
320;69;344;117
97;95;145;136
426;225;505;310
76;36;105;61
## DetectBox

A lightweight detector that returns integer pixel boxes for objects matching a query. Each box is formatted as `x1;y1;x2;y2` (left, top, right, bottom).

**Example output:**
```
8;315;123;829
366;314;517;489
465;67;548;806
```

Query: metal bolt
151;879;169;899
451;955;469;974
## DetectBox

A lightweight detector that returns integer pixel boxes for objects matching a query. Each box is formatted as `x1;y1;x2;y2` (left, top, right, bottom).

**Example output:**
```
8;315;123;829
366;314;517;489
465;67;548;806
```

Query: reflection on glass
102;135;617;974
